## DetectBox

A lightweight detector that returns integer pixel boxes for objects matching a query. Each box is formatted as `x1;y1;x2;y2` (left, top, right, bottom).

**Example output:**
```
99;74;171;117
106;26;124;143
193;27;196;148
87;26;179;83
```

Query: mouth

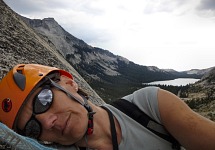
62;112;71;135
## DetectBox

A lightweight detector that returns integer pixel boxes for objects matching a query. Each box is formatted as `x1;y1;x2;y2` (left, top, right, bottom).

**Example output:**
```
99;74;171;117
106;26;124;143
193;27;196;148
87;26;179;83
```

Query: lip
62;113;71;135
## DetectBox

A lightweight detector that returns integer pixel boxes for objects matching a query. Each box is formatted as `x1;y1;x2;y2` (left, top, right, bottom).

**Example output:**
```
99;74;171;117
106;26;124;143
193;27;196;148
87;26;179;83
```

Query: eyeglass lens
24;87;53;139
34;88;53;114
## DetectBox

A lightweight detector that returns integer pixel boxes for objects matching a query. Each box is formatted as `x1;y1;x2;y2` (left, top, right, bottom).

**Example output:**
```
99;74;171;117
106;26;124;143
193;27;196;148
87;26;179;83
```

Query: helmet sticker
2;98;12;112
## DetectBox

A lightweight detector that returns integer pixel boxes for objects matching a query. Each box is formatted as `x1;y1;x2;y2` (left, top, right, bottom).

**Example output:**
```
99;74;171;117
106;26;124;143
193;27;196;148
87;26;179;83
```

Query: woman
0;64;215;150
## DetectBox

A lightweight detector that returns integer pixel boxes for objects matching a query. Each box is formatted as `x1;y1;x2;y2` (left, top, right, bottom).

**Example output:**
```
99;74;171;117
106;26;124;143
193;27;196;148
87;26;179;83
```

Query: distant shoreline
145;78;200;86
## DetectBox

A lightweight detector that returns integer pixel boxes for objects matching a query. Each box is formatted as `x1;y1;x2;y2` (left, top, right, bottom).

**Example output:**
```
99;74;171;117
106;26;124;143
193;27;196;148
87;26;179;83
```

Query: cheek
53;89;85;112
39;110;88;145
40;91;89;144
62;116;88;144
53;90;69;104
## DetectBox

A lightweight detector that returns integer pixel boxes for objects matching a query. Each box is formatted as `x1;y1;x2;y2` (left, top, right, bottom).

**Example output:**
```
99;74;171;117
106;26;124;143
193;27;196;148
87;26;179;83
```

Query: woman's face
17;75;88;145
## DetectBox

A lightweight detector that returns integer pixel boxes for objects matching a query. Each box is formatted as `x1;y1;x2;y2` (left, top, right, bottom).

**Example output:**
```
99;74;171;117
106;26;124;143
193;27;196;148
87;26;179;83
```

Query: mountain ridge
22;17;212;74
20;16;211;100
0;0;104;105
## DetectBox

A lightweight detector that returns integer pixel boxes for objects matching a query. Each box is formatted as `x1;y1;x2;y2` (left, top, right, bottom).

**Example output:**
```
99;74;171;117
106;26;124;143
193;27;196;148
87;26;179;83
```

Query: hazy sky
3;0;215;71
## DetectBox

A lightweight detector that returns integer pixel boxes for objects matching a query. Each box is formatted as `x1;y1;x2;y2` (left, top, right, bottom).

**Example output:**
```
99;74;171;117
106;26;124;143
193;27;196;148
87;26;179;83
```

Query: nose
36;113;58;130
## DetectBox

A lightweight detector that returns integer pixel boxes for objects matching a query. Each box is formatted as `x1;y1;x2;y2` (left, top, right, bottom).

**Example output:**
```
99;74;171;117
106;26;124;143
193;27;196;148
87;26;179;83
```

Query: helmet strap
87;111;96;135
79;94;96;135
48;77;97;136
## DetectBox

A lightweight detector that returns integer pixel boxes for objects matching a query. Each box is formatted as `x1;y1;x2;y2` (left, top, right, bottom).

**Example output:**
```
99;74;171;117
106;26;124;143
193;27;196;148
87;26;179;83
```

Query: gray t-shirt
103;86;175;150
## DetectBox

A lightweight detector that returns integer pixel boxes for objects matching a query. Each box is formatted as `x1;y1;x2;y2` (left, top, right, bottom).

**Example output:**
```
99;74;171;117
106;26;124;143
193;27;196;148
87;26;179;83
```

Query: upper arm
158;89;215;150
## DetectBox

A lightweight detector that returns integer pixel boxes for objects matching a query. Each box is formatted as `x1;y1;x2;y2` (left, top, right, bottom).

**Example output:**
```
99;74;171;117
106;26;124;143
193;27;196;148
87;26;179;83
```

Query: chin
59;133;85;146
59;140;75;146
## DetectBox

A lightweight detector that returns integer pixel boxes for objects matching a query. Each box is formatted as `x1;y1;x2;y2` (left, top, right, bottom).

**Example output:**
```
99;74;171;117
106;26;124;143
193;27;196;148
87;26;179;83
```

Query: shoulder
122;86;161;123
122;86;159;104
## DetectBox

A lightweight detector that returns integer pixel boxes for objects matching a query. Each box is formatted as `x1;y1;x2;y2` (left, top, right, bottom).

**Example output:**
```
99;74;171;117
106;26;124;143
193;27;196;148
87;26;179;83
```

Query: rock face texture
0;0;104;105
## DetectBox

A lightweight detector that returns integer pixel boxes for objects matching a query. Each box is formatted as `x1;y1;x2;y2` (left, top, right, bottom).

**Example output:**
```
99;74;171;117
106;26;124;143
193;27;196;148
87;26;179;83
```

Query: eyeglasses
17;77;90;139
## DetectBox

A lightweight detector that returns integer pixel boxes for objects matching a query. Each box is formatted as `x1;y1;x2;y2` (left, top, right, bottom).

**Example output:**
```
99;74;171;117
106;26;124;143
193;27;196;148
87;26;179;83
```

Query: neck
76;103;121;150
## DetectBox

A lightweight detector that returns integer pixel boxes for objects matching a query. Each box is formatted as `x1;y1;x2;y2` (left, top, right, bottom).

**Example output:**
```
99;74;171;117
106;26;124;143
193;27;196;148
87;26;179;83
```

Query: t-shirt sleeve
122;86;162;124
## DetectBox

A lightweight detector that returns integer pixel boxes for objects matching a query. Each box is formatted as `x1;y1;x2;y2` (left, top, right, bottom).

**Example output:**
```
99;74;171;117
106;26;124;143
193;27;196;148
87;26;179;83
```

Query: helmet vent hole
16;65;25;74
13;72;26;91
17;70;23;74
38;73;43;76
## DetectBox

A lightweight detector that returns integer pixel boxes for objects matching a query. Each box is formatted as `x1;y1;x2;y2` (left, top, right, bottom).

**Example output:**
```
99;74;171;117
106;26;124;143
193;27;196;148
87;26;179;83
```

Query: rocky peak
0;0;103;105
21;16;89;57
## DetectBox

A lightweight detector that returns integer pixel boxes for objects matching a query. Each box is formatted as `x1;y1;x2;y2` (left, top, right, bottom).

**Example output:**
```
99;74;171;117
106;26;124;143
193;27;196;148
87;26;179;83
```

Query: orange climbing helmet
0;64;73;129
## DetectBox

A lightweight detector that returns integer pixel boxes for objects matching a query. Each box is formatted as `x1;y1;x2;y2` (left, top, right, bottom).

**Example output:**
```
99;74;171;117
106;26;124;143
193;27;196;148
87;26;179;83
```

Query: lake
146;78;200;86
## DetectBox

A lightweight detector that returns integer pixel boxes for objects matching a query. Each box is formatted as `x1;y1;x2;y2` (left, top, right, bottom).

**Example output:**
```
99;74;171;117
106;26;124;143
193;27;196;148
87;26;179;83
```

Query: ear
60;75;67;80
60;75;78;91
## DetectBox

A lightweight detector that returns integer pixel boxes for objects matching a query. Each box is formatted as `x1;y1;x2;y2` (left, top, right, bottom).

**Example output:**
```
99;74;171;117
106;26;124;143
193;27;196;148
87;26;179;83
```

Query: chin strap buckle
87;111;96;135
